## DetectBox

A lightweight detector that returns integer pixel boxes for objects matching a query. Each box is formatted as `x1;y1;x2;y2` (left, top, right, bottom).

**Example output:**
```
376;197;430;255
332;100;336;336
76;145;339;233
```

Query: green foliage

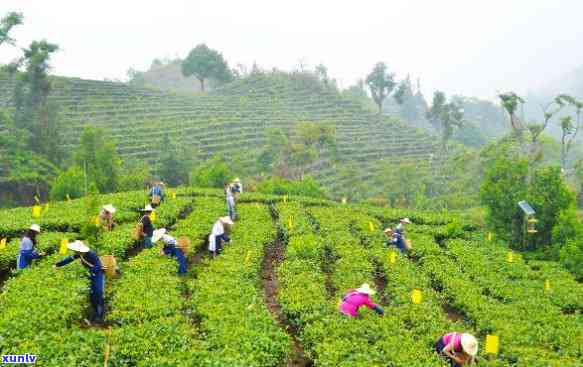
158;133;191;186
0;11;23;47
49;165;85;200
74;127;121;193
559;239;583;280
365;62;396;114
117;161;150;192
256;176;326;198
181;44;233;91
426;91;464;150
480;154;528;246
190;156;232;188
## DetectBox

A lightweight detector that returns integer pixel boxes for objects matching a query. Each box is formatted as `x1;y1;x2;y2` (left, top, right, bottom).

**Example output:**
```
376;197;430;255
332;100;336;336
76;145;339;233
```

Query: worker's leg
144;236;153;248
175;248;187;274
90;273;105;322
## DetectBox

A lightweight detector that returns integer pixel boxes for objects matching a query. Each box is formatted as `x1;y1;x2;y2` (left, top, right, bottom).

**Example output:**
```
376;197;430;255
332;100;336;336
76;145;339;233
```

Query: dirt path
261;237;312;367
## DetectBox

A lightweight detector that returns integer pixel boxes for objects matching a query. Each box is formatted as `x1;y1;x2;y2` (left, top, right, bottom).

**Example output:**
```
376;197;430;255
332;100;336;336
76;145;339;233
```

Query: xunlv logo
2;354;37;364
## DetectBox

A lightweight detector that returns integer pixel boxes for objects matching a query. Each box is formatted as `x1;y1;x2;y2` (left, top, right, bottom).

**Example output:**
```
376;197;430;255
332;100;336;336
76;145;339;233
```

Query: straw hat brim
461;334;478;356
356;283;376;295
220;216;234;225
67;241;90;253
152;228;167;243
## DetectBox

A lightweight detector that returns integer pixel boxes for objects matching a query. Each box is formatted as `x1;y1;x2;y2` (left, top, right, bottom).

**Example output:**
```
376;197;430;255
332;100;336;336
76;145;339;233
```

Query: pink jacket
443;332;463;352
339;290;378;317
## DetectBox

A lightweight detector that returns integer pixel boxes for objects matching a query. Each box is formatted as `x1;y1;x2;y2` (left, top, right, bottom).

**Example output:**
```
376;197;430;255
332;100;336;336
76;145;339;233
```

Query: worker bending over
99;204;116;231
153;228;187;275
141;204;155;248
17;224;45;270
339;283;384;317
435;332;478;366
208;216;234;257
394;218;411;253
149;182;165;207
54;240;105;325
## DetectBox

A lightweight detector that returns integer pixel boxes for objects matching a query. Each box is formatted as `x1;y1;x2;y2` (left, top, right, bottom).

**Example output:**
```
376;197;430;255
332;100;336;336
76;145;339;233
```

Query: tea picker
338;283;384;317
232;177;243;199
54;240;105;324
17;224;46;270
140;204;155;248
153;228;187;275
99;204;116;231
208;216;234;257
435;332;478;366
225;182;237;220
149;182;165;207
394;218;412;253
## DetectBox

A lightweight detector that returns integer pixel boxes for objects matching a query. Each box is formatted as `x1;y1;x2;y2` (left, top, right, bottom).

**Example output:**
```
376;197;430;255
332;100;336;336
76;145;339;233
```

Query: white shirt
208;221;225;251
161;234;177;246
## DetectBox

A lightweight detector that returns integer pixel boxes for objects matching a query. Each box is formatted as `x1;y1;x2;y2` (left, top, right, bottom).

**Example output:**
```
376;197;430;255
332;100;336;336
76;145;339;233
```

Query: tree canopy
181;44;233;91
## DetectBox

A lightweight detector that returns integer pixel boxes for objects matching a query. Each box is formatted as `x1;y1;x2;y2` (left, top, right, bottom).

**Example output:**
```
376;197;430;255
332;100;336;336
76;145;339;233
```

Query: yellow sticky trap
507;251;514;263
287;217;293;230
485;335;499;354
368;222;375;232
151;211;157;222
411;289;422;304
59;239;68;255
487;232;492;241
0;238;6;250
171;192;177;199
93;215;100;227
32;205;41;218
245;251;251;264
544;279;551;292
389;252;397;264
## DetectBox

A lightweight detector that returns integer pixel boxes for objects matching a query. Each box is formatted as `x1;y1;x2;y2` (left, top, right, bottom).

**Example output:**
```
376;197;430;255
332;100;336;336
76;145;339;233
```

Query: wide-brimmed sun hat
383;227;393;234
461;333;478;356
220;216;234;225
143;204;154;212
30;224;41;233
400;218;411;224
67;240;90;253
103;204;116;214
152;228;167;243
234;178;241;183
356;283;376;295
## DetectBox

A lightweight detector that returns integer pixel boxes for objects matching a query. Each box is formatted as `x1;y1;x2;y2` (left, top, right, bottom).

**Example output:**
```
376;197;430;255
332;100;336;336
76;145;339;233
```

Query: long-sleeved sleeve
56;254;79;267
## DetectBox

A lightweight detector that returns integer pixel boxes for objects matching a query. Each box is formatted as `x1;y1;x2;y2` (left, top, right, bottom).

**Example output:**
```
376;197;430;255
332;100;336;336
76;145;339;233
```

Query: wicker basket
151;195;161;205
100;255;117;278
177;237;191;254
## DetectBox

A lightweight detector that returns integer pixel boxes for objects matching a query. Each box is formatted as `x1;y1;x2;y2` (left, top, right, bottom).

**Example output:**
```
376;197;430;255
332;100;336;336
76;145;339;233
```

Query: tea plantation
0;71;437;193
0;189;581;366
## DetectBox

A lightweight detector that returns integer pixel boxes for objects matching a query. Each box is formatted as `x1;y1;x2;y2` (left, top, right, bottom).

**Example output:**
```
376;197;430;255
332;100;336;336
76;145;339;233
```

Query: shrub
49;166;86;201
190;156;232;188
256;176;326;198
559;240;583;280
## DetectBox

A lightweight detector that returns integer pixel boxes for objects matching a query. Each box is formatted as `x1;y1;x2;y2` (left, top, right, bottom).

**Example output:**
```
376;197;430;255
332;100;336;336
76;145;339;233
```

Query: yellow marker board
32;205;42;218
411;289;422;304
0;238;6;250
151;211;157;223
487;232;492;241
94;216;100;227
288;217;294;231
368;222;375;232
59;239;68;255
245;251;251;264
485;335;499;354
389;252;397;264
544;279;551;292
507;251;514;263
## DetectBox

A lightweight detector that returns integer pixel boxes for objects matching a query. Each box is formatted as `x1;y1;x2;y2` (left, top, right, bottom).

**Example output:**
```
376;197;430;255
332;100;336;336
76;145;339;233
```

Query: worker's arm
55;253;80;267
442;342;465;364
363;298;384;316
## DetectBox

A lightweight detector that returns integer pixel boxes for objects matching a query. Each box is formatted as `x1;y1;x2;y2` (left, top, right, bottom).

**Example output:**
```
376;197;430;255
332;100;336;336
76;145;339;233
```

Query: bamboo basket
132;223;143;240
151;195;161;205
405;239;413;250
100;255;117;278
177;237;191;254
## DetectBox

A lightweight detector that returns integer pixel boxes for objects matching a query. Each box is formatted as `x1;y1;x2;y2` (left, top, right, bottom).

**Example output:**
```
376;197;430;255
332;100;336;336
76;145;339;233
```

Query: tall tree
558;95;583;169
0;11;22;47
365;62;396;115
426;91;464;151
74;127;121;193
181;44;233;92
498;92;525;135
158;133;191;186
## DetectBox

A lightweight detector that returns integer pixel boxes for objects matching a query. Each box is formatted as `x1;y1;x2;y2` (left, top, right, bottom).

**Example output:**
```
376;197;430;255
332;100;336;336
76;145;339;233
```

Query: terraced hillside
0;71;438;193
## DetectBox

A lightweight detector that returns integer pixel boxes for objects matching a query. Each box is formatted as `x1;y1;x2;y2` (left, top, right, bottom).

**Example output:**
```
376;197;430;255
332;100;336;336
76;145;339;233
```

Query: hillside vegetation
0;71;438;195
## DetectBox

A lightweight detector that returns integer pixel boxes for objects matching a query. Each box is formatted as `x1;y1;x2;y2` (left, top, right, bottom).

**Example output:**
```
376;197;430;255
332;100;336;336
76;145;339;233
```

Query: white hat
102;204;116;214
152;228;167;243
400;218;411;224
220;216;234;225
383;227;393;234
30;224;41;233
67;240;90;253
159;182;165;186
356;283;376;295
143;204;154;212
234;178;241;183
461;334;478;356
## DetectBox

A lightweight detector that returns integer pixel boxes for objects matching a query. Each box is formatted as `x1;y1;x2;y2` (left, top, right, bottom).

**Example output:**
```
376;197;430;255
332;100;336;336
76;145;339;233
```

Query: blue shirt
56;251;103;275
19;237;34;251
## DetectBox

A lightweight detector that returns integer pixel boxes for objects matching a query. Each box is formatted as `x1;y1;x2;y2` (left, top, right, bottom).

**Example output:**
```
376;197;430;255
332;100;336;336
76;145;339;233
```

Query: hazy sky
2;0;583;100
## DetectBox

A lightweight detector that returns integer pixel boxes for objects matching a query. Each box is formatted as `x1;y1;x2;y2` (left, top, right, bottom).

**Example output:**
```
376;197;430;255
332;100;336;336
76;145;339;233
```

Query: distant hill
0;71;439;197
